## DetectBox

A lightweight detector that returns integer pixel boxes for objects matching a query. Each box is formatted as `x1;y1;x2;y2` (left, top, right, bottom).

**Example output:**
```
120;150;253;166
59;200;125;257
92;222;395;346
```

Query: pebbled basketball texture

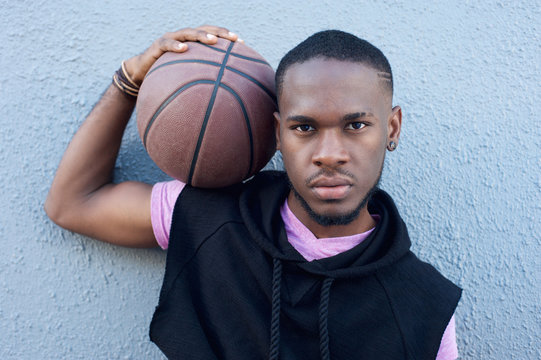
136;38;277;188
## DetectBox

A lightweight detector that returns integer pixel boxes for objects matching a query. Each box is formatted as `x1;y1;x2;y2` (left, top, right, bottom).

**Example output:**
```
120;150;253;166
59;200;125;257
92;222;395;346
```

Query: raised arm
44;26;238;247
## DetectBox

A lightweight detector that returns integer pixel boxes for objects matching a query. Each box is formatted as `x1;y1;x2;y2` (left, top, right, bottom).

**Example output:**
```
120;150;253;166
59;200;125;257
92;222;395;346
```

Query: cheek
279;138;295;169
367;128;388;158
352;138;386;174
280;133;309;162
280;139;311;184
281;147;303;176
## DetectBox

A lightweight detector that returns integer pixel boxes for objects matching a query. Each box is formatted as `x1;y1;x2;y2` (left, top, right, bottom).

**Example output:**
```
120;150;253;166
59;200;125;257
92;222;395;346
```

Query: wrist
112;61;141;99
124;57;145;86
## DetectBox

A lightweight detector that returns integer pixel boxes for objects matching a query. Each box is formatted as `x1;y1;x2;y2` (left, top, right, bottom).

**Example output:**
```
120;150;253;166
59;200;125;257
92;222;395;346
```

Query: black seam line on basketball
200;43;271;67
219;83;254;179
143;79;215;147
230;53;271;66
225;66;276;105
145;59;222;79
187;41;236;186
200;43;227;53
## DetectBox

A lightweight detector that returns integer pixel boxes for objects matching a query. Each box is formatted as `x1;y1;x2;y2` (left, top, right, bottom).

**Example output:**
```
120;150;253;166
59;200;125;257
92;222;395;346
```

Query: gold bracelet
112;61;140;98
121;61;140;88
112;72;138;98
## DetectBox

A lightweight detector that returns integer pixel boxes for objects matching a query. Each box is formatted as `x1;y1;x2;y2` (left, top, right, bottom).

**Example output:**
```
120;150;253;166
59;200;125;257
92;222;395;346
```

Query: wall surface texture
1;0;539;359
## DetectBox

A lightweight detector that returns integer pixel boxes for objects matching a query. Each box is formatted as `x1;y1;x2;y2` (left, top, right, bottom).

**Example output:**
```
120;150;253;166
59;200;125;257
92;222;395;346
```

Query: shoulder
170;170;287;234
176;170;287;213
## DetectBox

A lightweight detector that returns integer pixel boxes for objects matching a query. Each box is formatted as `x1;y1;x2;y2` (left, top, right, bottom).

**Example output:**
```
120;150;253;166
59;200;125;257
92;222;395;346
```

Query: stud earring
388;141;397;151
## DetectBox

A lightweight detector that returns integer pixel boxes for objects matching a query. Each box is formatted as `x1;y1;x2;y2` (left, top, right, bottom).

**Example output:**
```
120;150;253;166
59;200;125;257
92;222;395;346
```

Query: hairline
276;56;393;105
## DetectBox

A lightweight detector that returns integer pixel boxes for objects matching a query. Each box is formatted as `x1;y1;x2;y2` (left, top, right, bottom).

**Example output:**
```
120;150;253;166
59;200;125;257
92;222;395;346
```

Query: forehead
279;58;388;115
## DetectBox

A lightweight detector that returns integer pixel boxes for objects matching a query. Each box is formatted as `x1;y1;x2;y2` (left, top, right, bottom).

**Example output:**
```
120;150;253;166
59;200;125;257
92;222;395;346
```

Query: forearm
45;84;135;223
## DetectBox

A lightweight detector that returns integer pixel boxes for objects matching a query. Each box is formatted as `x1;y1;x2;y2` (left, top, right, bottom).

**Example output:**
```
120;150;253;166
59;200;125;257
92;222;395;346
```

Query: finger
152;37;188;55
139;38;187;69
167;26;239;44
166;28;220;45
127;38;188;84
128;26;239;83
197;25;239;41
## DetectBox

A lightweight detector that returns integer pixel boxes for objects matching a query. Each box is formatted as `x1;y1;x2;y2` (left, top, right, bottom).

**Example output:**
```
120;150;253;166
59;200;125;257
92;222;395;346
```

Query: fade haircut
275;30;393;102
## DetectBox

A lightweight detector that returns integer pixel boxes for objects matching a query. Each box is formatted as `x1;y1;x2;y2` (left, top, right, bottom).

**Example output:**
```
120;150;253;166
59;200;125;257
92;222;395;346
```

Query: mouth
309;177;353;200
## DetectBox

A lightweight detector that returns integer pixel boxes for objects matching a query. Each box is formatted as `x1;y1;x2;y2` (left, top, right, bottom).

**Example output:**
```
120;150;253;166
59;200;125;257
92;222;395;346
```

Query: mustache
305;168;356;186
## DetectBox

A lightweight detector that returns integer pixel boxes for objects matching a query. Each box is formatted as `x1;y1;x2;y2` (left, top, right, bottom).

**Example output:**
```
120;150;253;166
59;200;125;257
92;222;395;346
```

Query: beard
287;163;383;227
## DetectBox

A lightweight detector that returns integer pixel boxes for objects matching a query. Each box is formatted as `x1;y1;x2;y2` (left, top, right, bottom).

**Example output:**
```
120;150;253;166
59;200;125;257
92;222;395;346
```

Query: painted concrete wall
1;0;539;358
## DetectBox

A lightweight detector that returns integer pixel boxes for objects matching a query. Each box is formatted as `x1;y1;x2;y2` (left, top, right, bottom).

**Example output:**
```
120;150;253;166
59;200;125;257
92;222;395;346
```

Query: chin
286;170;381;227
293;189;367;227
309;203;363;227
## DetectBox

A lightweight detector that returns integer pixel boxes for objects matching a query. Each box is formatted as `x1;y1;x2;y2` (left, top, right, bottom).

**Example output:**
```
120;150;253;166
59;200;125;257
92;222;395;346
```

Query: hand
124;25;239;85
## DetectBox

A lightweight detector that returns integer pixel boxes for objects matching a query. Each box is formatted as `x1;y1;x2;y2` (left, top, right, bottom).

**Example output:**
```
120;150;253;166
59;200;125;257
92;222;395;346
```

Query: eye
346;122;365;130
293;124;315;132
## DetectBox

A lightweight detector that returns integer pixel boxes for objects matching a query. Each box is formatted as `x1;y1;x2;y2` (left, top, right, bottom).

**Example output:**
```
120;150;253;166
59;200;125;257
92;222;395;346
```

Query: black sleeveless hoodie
150;171;461;359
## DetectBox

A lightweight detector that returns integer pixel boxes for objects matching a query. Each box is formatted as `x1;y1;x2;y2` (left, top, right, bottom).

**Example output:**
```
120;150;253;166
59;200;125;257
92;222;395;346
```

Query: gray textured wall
1;0;539;358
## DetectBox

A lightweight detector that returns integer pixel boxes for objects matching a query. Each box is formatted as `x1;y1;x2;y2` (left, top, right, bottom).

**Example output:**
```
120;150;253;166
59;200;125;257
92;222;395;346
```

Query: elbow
44;194;62;226
44;192;73;230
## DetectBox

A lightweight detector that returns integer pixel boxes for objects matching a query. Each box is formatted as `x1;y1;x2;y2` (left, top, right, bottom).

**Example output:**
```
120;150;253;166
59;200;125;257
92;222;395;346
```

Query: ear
274;111;282;151
387;106;402;145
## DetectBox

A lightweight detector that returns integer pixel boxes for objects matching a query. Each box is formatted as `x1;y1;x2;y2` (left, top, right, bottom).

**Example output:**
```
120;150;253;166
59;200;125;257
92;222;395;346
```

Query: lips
309;177;353;200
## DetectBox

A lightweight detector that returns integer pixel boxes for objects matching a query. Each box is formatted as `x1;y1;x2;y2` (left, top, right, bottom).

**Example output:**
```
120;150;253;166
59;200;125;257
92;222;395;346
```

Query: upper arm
46;181;158;248
435;315;458;360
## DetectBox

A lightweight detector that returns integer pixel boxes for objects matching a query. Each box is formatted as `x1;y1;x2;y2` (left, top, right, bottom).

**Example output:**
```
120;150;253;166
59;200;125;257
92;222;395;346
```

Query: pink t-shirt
151;180;458;360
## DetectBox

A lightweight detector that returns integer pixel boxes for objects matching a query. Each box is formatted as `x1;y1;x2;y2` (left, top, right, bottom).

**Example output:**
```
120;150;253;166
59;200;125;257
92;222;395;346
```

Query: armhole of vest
416;259;463;357
375;260;463;360
156;189;189;305
168;187;187;250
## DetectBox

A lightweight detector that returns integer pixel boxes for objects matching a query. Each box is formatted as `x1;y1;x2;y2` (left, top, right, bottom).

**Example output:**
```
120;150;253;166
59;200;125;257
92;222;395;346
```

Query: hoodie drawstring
319;278;334;360
268;258;335;360
269;258;282;360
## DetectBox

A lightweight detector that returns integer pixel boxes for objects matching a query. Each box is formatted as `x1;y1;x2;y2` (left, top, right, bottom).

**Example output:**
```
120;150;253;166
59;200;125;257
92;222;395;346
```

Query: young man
45;26;461;359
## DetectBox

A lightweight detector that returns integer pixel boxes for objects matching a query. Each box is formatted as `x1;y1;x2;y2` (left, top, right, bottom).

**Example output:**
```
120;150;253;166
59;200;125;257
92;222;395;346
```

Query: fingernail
237;38;244;43
228;31;237;37
206;34;217;39
178;43;187;49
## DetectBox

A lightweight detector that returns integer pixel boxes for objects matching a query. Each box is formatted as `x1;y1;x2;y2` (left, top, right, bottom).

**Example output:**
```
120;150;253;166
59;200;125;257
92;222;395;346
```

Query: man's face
275;58;401;235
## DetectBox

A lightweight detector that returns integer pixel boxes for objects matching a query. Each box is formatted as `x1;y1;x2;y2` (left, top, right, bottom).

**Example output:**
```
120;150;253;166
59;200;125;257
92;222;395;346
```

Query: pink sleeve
435;315;458;360
150;180;185;250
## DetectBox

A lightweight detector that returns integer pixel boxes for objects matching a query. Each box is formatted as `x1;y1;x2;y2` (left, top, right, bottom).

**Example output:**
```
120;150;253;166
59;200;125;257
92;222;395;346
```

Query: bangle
112;61;140;98
121;61;140;88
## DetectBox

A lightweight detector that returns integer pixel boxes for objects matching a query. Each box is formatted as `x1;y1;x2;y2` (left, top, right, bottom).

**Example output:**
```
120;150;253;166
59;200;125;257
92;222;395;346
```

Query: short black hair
275;30;393;101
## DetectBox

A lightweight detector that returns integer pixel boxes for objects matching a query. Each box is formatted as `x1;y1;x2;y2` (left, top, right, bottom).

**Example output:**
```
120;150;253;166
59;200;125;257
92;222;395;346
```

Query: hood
239;171;412;279
239;171;413;360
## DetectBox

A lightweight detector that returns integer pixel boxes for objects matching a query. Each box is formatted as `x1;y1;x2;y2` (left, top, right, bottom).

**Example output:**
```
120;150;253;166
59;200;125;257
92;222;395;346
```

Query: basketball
136;38;277;188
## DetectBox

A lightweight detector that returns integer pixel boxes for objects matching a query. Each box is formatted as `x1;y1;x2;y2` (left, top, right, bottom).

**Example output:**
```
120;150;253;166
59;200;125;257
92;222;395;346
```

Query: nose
312;130;350;168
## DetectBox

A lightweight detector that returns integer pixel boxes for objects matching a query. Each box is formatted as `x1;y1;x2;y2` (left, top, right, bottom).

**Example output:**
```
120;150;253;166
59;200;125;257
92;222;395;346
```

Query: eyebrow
287;112;373;123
